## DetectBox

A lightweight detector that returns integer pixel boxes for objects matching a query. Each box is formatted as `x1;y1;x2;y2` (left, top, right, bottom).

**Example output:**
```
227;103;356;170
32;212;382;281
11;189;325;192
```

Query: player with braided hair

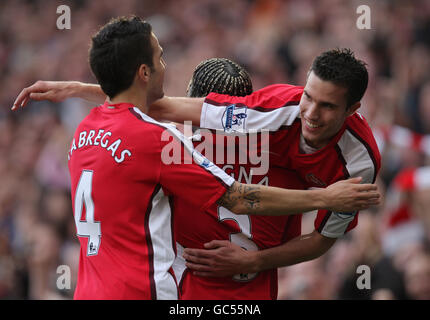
186;58;253;98
169;58;305;299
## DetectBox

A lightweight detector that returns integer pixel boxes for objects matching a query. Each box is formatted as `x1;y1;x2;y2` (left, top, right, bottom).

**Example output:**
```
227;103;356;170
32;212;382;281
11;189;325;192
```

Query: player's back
173;126;303;300
175;166;303;300
68;102;177;299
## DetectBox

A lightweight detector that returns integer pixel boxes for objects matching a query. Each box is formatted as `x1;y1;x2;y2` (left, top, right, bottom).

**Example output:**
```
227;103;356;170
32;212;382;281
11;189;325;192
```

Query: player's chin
158;90;164;100
153;91;164;102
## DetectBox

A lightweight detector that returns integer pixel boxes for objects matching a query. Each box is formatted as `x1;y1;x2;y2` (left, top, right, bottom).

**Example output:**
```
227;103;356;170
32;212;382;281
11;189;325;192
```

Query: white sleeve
200;101;300;133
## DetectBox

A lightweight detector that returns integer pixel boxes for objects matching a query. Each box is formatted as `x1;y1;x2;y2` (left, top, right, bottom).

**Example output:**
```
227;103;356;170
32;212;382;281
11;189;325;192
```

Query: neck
109;85;149;114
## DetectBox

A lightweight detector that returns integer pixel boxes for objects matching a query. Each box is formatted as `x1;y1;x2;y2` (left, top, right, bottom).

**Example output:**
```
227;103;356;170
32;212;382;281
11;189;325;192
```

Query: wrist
246;250;263;274
312;189;328;211
68;81;85;98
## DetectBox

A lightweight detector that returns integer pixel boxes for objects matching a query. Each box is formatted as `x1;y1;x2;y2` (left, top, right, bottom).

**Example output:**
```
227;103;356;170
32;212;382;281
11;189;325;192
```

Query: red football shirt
174;165;303;300
200;84;381;238
173;94;304;299
68;102;234;300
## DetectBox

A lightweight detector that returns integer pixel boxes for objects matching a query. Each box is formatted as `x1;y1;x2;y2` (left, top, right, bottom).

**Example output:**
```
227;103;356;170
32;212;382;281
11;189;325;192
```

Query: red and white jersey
200;84;381;238
174;165;303;300
68;102;234;300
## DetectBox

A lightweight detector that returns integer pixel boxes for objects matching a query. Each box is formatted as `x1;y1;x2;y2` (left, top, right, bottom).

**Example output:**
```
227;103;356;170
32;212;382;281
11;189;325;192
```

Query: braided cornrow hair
186;58;253;97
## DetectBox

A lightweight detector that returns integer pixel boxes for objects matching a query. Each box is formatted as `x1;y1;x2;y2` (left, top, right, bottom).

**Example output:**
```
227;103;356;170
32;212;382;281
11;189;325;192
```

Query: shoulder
126;107;175;137
205;83;303;110
257;84;304;100
129;107;194;148
344;113;381;159
336;113;381;182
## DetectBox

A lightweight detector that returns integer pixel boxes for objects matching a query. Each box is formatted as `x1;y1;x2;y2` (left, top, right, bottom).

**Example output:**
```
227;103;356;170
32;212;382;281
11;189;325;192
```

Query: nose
305;103;319;120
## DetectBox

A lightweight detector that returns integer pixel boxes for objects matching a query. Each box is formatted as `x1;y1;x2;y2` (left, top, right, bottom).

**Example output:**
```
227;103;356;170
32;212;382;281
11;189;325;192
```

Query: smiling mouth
305;119;322;129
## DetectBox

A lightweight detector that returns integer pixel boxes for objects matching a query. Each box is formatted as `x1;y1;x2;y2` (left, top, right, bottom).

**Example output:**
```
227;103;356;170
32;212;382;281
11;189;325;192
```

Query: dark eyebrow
304;90;338;108
320;101;338;108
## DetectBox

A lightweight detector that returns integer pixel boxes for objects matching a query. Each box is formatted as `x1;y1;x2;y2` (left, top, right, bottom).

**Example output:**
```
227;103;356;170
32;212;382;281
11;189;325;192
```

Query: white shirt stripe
320;129;376;238
148;187;177;299
337;130;375;184
172;243;187;285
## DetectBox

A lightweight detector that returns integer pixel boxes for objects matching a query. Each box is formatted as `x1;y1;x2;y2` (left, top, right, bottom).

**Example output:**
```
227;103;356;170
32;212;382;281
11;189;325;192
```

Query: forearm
70;82;106;104
247;231;336;273
218;179;380;216
218;182;326;216
149;96;204;124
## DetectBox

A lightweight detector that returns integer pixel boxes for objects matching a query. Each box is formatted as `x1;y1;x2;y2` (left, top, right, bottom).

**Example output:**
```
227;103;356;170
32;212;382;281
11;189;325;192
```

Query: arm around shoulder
148;96;204;125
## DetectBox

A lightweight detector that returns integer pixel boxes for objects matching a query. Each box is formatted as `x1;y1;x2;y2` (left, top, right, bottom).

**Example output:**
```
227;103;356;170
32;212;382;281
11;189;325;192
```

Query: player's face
299;71;359;149
147;33;166;103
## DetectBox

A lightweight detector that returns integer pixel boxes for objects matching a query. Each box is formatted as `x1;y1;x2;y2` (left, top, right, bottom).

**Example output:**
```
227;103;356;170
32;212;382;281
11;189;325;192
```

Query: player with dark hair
12;17;380;300
168;51;378;299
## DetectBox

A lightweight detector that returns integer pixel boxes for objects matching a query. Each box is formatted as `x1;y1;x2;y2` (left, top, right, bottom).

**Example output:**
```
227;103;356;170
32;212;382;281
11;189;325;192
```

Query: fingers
185;261;212;272
355;191;380;200
183;249;214;264
29;92;50;101
12;87;30;110
186;262;219;277
346;176;363;184
12;81;46;110
185;262;226;278
184;255;221;277
204;240;230;249
354;183;378;191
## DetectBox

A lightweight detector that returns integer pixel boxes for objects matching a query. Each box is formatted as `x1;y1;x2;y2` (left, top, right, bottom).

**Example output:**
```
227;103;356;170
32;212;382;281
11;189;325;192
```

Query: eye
323;103;336;109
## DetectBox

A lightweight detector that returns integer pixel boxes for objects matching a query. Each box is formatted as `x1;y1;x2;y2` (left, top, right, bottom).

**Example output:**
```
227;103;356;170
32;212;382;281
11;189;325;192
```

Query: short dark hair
89;16;153;99
187;58;253;97
310;48;368;107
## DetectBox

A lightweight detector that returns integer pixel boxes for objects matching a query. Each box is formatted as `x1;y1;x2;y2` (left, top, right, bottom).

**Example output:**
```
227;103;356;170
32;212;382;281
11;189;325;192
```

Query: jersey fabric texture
174;166;303;300
173;88;305;299
200;84;381;238
68;102;234;300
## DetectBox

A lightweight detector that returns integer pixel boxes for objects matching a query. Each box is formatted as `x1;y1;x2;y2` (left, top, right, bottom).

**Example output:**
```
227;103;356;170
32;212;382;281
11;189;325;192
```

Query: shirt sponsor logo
305;173;327;187
222;104;247;133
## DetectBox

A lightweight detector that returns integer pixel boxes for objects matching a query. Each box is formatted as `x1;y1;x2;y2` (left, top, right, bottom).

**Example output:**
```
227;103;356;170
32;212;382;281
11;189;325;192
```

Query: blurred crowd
0;0;430;299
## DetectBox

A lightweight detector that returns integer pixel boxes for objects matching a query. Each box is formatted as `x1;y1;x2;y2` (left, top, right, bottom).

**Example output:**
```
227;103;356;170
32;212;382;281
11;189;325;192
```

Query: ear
137;64;151;82
346;102;361;117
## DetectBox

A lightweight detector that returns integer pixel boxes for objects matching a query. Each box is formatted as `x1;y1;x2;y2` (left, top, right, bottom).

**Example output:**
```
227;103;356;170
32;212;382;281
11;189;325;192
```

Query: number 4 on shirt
74;170;101;256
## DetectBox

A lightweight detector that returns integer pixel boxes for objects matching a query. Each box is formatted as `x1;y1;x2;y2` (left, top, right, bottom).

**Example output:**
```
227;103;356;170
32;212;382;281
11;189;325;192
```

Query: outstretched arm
185;178;377;277
148;96;204;125
183;231;336;277
220;177;379;216
12;81;204;125
12;81;106;109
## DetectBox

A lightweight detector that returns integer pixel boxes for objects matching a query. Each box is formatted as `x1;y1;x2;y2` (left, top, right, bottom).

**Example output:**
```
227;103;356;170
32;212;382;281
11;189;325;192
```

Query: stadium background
0;0;429;299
